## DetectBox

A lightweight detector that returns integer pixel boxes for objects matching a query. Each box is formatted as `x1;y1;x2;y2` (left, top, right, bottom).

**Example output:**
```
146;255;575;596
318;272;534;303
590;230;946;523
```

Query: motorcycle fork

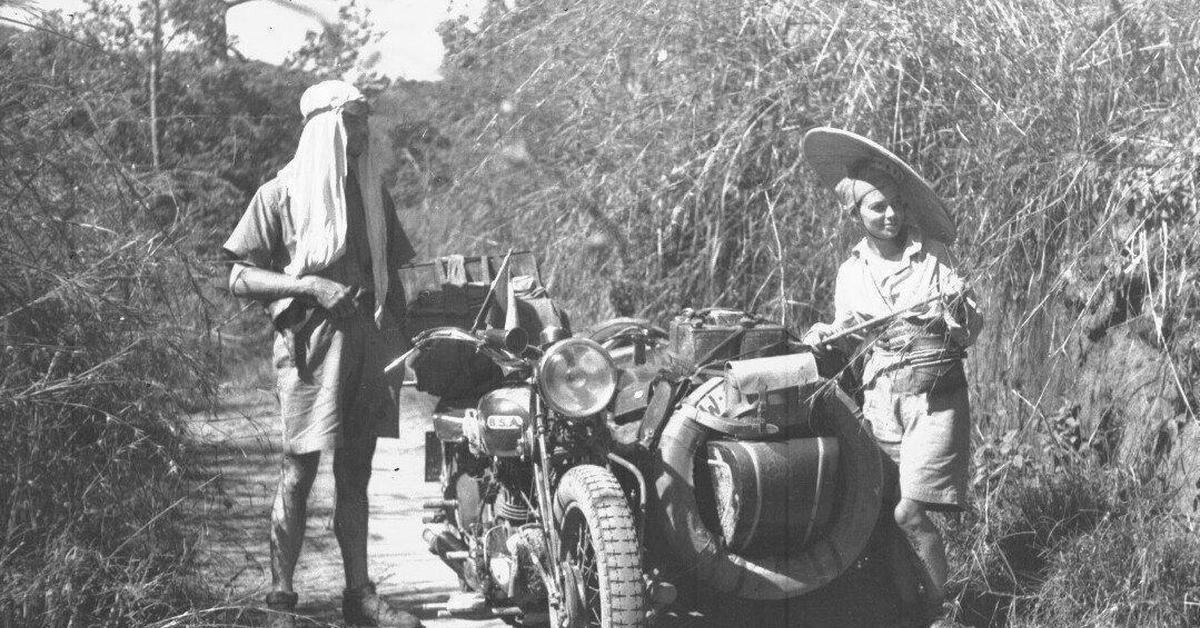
531;394;565;607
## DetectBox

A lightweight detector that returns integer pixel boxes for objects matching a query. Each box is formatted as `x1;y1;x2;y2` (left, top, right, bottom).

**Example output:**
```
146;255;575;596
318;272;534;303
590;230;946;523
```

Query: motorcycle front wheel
552;464;647;628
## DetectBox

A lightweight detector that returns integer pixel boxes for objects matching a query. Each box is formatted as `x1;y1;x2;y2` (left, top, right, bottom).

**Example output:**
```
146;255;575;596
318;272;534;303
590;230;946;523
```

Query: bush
0;7;309;623
946;466;1200;627
413;0;1200;393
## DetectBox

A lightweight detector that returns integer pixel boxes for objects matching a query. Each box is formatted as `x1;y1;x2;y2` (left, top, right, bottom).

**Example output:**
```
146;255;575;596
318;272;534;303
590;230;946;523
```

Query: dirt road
191;386;899;628
191;386;506;627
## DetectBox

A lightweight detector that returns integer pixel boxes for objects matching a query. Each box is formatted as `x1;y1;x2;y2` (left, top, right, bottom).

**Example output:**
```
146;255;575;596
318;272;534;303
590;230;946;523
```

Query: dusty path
190;385;900;628
190;385;505;627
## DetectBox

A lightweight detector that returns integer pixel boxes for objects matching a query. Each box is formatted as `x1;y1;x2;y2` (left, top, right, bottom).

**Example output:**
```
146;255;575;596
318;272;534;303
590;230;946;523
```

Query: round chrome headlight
537;338;617;418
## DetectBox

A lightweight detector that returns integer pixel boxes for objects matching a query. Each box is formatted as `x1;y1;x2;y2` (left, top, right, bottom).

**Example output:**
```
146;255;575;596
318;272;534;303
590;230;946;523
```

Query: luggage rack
393;251;543;335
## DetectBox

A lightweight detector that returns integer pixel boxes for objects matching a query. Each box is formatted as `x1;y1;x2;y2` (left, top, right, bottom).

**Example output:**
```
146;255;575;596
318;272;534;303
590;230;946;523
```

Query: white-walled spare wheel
649;378;883;599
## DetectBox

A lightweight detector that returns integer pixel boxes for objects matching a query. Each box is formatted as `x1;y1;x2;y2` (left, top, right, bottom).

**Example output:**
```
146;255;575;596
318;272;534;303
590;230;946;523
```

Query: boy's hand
802;322;838;351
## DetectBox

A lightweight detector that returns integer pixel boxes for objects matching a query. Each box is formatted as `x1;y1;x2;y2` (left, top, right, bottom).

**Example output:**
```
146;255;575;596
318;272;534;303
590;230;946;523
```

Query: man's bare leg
271;451;320;593
333;436;422;626
892;497;949;613
333;436;376;590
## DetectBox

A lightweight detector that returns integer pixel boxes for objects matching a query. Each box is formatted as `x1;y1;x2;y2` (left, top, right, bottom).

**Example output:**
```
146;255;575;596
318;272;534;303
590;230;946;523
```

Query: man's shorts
862;372;971;510
273;308;406;454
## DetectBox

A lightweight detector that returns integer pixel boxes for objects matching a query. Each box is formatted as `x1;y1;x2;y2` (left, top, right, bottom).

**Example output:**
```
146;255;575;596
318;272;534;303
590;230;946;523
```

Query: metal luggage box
668;309;789;366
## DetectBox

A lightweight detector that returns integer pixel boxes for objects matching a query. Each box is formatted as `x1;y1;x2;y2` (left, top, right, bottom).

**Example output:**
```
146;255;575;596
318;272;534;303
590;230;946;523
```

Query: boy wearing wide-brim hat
801;127;981;627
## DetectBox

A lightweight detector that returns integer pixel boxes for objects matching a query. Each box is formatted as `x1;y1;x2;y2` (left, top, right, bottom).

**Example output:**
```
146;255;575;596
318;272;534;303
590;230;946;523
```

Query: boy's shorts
863;372;971;510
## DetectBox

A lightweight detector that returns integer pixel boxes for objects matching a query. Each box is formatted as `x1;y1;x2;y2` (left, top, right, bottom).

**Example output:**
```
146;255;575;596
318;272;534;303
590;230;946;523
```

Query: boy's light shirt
832;229;981;386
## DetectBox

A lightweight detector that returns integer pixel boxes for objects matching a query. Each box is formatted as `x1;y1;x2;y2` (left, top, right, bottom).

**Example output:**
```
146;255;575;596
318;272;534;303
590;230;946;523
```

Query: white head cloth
834;162;900;216
279;80;389;325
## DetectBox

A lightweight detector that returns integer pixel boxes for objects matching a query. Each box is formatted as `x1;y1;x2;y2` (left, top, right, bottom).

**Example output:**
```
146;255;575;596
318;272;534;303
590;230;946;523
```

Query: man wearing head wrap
223;80;421;628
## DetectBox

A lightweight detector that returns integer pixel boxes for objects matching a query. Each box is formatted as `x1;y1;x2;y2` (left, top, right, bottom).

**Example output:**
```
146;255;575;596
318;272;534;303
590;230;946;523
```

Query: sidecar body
601;309;884;602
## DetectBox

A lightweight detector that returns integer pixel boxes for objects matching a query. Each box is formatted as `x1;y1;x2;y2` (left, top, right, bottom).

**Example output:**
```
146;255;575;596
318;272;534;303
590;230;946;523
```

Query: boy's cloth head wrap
279;80;390;326
834;162;902;216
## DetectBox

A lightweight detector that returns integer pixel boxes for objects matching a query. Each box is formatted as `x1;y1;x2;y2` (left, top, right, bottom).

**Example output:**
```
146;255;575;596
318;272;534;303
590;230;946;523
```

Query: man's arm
229;263;358;320
222;180;363;315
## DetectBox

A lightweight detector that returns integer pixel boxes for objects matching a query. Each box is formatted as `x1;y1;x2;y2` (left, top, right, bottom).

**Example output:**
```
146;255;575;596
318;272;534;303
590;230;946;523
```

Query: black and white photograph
2;0;1199;626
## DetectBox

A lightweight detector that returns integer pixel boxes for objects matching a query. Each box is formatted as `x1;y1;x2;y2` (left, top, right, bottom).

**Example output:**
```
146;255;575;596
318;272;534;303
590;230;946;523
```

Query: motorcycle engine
483;523;548;602
464;386;534;457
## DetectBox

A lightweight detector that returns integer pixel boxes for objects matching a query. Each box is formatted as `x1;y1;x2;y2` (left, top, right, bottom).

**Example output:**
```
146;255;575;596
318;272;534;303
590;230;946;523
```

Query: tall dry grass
423;0;1199;337
945;462;1200;626
406;0;1200;623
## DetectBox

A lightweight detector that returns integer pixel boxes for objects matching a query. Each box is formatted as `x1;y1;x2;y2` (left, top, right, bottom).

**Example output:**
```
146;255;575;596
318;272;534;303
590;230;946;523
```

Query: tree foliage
284;0;387;89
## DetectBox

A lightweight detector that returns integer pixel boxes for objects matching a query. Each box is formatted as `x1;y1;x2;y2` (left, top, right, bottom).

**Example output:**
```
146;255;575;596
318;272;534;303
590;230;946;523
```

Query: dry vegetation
4;0;1200;625
0;59;214;628
0;4;305;624
409;0;1200;624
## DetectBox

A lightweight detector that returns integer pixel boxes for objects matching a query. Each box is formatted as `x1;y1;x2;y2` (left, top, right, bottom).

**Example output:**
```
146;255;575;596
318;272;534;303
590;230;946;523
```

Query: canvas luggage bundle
396;252;569;399
395;253;520;333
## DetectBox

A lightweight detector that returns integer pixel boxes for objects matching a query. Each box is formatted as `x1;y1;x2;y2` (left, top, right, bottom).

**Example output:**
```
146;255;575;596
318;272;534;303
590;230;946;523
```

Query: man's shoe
343;582;422;628
264;591;299;628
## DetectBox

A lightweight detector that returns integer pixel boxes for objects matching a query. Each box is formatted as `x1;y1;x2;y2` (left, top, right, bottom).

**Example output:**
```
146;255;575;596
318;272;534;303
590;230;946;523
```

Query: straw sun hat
801;126;956;244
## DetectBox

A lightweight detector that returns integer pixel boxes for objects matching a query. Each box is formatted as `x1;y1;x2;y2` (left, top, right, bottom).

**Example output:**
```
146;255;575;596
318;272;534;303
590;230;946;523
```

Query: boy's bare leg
893;498;949;611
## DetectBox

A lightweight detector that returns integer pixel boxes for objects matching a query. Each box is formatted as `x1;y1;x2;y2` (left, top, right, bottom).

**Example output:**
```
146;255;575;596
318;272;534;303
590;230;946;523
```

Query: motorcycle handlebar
382;326;529;375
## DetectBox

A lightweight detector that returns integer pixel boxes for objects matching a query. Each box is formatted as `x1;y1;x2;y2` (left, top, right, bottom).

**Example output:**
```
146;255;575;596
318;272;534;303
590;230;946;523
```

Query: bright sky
3;0;488;81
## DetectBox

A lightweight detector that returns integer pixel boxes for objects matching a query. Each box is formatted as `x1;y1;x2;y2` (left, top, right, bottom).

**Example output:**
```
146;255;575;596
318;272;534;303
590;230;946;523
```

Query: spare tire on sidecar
593;310;884;602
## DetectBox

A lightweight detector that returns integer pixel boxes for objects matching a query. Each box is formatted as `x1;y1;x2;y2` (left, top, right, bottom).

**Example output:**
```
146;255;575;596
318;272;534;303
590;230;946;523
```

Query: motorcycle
395;323;651;627
389;255;911;626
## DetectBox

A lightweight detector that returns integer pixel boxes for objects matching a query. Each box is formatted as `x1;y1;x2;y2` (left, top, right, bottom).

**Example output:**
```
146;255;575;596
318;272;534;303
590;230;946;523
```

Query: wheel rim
558;504;602;627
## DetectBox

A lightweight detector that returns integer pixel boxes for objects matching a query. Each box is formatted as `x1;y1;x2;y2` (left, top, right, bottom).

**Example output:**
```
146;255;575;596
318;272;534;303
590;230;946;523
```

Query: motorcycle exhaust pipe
479;327;528;353
424;527;470;579
481;277;528;353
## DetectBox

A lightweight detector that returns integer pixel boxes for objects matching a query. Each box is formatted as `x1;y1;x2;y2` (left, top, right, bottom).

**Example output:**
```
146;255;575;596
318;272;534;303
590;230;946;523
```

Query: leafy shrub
0;5;313;623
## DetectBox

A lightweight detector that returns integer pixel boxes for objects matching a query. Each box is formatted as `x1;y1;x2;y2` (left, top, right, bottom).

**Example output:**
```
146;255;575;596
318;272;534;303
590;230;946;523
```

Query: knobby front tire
553;464;647;628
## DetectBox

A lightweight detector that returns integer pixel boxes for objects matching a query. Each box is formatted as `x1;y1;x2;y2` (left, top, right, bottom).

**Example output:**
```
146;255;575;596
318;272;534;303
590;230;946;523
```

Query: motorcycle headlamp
537;338;617;418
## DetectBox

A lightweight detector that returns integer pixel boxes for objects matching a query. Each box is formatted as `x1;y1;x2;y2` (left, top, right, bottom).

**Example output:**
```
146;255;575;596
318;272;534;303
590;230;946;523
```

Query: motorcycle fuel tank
464;386;534;457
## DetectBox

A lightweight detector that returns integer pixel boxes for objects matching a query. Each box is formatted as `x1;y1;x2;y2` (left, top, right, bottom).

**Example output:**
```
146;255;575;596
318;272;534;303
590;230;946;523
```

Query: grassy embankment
0;75;214;627
398;0;1200;624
